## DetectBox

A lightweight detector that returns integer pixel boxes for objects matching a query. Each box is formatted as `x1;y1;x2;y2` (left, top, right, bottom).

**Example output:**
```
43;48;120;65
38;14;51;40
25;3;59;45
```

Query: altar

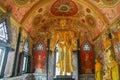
79;74;95;80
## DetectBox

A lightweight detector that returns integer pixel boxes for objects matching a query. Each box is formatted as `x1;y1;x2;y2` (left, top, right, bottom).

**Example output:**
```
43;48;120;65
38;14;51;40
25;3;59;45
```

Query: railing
33;73;46;80
53;76;74;80
79;74;95;80
1;73;47;80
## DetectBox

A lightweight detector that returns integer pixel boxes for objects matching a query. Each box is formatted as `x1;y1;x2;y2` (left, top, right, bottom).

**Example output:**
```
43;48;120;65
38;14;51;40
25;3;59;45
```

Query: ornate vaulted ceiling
0;0;120;44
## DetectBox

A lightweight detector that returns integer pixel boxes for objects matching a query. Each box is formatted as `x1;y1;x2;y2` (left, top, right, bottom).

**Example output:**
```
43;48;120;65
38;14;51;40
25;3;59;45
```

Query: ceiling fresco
50;0;78;16
0;0;120;44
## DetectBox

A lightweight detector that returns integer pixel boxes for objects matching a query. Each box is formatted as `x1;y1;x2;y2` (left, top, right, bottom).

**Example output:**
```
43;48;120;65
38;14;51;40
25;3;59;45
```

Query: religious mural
94;19;120;80
80;39;94;74
33;50;46;74
1;0;120;80
110;20;120;66
102;32;119;80
33;42;47;74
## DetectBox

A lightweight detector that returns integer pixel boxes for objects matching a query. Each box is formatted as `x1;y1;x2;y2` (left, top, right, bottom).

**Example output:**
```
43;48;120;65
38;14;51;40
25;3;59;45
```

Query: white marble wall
4;51;15;77
48;53;54;80
72;53;78;80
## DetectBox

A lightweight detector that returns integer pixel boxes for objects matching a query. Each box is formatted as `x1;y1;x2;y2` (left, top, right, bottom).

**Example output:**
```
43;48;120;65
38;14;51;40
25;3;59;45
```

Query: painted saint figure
109;55;120;80
35;54;42;73
95;59;103;80
80;39;94;74
103;32;120;80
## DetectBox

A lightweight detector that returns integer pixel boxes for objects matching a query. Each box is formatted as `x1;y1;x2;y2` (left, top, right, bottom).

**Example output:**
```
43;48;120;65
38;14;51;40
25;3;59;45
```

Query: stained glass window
23;41;29;52
83;42;91;51
36;43;44;50
0;47;5;74
22;40;29;73
0;13;11;78
22;56;27;72
0;21;8;42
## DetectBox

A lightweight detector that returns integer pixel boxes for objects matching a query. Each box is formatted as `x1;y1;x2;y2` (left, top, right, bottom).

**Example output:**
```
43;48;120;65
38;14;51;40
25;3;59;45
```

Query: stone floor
1;74;45;80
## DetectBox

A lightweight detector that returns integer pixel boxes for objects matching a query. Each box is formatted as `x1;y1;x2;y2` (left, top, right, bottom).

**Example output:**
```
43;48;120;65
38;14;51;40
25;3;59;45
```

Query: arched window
18;39;31;75
36;42;44;50
23;40;29;53
0;47;5;74
0;12;11;78
82;42;91;51
0;21;8;42
22;40;29;73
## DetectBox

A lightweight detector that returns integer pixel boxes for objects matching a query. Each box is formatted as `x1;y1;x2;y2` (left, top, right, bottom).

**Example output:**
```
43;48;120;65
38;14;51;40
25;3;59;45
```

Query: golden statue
95;59;103;80
50;19;75;75
50;31;75;75
56;32;74;75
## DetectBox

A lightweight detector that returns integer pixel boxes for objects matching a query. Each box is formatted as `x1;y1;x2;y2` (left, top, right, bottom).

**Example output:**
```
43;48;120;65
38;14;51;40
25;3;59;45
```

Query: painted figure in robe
109;55;120;80
35;54;42;73
103;33;120;80
95;59;103;80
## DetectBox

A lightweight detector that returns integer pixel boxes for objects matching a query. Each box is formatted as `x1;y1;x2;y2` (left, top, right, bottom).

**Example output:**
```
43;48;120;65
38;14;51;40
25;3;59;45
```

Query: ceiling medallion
85;15;96;28
32;14;42;27
50;0;78;16
58;4;70;12
14;0;28;6
102;0;119;6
